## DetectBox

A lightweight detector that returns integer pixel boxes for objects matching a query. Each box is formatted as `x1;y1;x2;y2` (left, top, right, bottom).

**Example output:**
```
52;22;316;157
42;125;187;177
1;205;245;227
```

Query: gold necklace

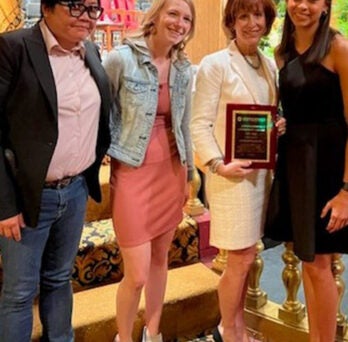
235;41;262;70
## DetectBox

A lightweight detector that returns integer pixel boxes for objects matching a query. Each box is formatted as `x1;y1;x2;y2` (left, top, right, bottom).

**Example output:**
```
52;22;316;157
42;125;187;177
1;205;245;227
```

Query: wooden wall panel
185;0;227;65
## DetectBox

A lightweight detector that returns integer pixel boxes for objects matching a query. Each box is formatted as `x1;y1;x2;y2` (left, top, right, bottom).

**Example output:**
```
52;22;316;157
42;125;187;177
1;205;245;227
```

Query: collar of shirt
39;20;86;59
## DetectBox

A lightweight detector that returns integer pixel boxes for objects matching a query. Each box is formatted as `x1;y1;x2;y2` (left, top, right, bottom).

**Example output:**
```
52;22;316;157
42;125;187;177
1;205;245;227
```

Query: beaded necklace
235;40;262;70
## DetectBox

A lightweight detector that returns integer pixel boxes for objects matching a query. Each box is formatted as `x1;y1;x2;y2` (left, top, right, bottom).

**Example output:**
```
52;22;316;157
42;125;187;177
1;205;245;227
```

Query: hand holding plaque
225;103;277;169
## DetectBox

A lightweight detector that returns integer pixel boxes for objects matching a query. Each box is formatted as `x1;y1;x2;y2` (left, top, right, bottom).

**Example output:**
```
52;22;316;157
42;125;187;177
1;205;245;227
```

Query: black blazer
0;23;111;227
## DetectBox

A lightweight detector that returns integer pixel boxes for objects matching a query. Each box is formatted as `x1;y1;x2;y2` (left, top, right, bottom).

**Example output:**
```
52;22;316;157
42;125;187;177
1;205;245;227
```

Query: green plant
333;0;348;36
260;1;285;56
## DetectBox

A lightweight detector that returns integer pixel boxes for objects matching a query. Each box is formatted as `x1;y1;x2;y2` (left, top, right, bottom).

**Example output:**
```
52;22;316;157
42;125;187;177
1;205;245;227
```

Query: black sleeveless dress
264;48;348;261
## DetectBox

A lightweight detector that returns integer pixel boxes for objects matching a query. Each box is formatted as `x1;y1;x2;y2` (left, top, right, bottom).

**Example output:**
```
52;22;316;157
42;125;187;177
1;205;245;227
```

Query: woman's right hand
216;160;254;178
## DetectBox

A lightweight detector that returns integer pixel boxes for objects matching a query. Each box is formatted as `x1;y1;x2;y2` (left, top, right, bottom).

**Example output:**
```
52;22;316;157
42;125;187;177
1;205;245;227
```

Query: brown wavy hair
223;0;276;40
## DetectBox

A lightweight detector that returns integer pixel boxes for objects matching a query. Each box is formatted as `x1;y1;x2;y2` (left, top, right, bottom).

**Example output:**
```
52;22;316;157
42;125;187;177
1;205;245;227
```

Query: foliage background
261;0;348;56
333;0;348;37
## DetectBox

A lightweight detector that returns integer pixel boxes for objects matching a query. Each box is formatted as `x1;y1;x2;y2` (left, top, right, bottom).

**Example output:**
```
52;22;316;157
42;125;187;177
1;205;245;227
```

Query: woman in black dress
265;0;348;341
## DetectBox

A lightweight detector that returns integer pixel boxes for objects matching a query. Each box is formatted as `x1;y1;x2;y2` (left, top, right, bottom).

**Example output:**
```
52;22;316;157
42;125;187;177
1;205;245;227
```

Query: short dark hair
41;0;101;10
223;0;276;40
40;0;101;18
41;0;64;9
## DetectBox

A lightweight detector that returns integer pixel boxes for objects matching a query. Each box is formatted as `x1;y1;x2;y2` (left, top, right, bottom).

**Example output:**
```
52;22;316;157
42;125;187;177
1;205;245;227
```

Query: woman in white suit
191;0;284;341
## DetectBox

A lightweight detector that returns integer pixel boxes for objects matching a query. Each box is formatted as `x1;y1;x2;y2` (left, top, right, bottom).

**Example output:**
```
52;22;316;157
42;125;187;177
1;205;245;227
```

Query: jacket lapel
228;40;276;105
259;53;277;106
24;24;58;119
84;42;110;118
25;26;109;121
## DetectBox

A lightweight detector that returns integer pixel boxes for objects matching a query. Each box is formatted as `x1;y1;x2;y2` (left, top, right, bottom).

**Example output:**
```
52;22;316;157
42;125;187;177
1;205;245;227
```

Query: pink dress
110;83;187;247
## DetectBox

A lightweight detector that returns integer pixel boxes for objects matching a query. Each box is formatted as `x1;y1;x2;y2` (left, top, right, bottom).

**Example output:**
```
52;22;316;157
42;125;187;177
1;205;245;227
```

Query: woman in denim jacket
103;0;195;341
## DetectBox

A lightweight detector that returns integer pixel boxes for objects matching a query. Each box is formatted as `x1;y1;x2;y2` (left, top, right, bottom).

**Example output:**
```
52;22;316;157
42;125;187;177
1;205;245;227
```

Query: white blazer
191;40;277;166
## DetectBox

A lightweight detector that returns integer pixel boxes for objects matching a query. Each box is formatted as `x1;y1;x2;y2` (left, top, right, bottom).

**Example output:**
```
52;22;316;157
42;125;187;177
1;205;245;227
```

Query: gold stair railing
246;240;267;310
332;253;347;338
183;166;205;217
278;242;305;324
245;244;348;342
186;165;348;342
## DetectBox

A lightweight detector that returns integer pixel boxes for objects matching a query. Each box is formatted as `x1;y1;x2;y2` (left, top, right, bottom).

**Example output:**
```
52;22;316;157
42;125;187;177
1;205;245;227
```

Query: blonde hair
135;0;196;60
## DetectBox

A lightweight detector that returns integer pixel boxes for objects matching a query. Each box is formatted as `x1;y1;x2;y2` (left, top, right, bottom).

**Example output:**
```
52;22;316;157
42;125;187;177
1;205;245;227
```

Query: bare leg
302;254;338;342
116;243;151;342
218;245;256;342
219;264;252;341
144;229;175;336
235;280;250;342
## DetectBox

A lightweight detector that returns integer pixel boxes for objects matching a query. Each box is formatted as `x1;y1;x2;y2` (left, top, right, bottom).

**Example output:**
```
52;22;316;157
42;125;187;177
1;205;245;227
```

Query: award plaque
225;103;277;169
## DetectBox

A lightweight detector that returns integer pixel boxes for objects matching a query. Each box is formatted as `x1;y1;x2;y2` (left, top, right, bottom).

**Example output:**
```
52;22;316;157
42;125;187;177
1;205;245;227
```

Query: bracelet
209;158;224;174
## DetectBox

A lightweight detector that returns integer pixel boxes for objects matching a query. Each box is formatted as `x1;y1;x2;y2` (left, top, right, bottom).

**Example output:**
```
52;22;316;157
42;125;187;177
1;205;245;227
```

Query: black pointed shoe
212;327;223;342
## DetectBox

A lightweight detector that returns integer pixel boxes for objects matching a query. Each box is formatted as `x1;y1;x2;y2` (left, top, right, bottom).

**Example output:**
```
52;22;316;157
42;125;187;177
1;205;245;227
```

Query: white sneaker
142;327;163;342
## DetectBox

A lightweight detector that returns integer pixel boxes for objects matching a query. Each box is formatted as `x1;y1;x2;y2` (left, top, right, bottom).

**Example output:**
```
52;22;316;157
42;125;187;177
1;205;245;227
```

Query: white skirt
206;169;272;250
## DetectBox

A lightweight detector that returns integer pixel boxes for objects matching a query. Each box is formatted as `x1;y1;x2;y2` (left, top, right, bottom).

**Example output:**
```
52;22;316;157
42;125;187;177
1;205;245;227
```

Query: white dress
191;40;277;250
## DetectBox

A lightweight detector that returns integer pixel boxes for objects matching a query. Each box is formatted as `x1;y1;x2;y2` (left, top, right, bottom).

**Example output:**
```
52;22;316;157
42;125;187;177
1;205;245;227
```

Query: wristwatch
342;182;348;192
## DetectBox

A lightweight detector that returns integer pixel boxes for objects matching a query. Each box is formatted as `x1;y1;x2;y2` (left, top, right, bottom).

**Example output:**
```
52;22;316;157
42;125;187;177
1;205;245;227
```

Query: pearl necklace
235;41;262;70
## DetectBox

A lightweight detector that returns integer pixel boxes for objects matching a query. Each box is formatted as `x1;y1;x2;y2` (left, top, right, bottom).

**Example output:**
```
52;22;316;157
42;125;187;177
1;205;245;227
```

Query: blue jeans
0;176;88;342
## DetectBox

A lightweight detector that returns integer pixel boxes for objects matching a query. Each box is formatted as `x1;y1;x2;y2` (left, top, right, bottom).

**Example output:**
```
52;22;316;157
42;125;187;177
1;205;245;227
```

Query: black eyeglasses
58;1;104;20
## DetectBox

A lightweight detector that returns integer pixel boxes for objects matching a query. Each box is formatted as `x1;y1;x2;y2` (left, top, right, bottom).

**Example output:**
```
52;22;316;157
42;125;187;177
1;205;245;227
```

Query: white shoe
142;327;163;342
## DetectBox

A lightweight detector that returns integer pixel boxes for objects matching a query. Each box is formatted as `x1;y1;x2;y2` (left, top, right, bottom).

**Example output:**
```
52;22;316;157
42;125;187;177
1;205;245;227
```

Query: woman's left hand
321;190;348;232
275;116;286;136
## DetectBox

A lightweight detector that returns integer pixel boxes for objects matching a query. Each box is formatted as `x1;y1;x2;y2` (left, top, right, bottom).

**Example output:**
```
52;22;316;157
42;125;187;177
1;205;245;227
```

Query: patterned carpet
189;336;263;342
189;336;262;342
186;328;264;342
189;336;214;342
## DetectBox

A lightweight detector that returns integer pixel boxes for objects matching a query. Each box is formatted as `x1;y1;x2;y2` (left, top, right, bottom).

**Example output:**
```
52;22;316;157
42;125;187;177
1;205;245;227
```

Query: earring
320;10;328;22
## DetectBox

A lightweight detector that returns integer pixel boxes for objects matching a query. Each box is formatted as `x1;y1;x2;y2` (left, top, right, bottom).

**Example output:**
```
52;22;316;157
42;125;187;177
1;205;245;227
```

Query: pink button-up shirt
40;21;101;181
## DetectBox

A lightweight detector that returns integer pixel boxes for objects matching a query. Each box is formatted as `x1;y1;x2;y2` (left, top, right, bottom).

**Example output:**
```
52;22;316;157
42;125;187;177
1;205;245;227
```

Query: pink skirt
110;116;187;247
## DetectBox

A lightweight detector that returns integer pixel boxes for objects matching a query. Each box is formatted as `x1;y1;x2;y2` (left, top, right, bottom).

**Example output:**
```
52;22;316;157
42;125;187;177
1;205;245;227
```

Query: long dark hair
277;0;338;64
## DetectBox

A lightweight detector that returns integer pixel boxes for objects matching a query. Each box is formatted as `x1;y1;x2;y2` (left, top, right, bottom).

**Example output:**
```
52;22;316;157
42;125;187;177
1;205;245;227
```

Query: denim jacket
103;37;194;180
